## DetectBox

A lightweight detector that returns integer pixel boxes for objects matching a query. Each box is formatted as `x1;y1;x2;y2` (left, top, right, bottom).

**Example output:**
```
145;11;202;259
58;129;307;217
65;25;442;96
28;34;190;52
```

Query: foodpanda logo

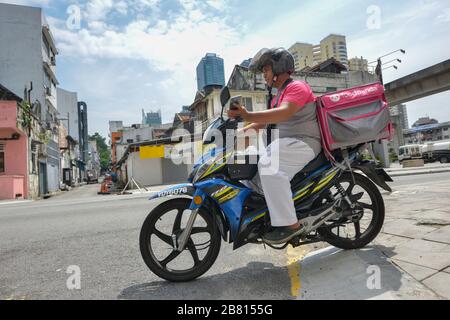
328;86;379;103
330;95;341;102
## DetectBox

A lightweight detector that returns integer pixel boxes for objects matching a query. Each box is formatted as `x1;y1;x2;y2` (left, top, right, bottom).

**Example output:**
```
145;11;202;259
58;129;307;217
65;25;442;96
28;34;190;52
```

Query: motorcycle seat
290;151;330;188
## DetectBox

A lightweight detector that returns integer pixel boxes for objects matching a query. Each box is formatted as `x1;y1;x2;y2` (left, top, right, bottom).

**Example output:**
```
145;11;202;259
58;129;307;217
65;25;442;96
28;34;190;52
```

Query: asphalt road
1;173;449;300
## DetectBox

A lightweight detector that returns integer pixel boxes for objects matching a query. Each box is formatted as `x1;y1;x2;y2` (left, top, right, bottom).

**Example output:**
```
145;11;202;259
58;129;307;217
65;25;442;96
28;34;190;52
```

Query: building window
44;69;51;89
243;97;253;111
0;144;5;173
256;96;265;104
43;35;51;59
31;151;37;174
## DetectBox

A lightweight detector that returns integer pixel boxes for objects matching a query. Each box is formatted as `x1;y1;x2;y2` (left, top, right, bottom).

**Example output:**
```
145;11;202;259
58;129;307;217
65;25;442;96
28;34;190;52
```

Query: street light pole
372;49;406;85
382;65;398;71
375;58;384;84
371;49;405;169
369;49;406;64
383;58;402;65
378;49;406;60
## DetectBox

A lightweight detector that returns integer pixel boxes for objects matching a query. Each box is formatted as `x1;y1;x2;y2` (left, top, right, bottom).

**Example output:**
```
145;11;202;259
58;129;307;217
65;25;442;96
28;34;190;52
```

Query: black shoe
262;225;303;245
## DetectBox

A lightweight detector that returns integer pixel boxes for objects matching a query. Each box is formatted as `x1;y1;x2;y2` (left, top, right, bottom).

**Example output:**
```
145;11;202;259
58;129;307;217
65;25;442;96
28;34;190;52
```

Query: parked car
86;170;99;184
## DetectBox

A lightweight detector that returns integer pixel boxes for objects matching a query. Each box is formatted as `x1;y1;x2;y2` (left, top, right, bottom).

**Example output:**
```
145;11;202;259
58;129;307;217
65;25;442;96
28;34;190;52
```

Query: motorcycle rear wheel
318;172;385;250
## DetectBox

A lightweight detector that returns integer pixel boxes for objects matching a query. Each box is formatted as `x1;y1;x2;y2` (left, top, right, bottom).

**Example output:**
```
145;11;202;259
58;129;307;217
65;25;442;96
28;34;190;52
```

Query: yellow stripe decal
312;171;338;193
213;186;233;199
292;183;314;201
293;190;309;202
201;152;232;179
218;189;240;203
251;211;267;222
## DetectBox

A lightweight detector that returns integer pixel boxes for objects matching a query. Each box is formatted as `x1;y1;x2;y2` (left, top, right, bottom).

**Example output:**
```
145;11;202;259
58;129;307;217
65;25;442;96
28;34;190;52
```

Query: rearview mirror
220;86;231;107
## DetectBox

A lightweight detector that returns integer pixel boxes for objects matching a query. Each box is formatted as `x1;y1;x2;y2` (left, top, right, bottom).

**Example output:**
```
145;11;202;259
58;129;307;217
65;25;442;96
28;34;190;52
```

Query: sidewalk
296;246;440;299
385;162;450;177
294;176;450;299
373;179;450;299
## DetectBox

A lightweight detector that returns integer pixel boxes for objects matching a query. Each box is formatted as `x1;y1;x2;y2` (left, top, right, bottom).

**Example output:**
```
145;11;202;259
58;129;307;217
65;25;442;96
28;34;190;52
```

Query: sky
2;0;450;138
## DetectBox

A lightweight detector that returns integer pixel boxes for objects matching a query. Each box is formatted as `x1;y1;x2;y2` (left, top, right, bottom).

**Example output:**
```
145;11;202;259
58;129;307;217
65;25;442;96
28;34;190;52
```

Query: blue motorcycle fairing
148;183;195;200
194;178;252;241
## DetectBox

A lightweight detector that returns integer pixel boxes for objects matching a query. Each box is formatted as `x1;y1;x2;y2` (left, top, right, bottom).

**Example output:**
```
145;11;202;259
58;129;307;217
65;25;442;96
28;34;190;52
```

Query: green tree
89;132;111;171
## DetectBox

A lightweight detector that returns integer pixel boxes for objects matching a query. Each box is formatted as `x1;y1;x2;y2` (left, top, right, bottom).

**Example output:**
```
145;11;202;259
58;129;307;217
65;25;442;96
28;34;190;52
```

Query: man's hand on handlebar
227;102;249;121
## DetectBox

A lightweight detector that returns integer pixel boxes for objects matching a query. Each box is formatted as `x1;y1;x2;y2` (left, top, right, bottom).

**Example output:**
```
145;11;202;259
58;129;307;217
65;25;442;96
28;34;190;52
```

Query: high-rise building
0;3;61;194
319;34;348;69
389;104;409;152
57;88;80;142
397;104;409;130
288;43;314;71
289;34;349;71
142;109;162;126
0;3;59;120
196;53;225;91
312;44;322;66
349;57;369;72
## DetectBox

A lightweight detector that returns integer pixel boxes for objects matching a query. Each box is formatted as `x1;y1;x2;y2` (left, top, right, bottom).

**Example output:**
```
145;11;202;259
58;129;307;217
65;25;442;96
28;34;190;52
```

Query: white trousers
244;138;316;227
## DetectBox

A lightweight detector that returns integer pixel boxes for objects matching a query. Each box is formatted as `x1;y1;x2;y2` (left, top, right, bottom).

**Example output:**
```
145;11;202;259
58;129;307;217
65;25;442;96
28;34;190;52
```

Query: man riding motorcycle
227;47;322;244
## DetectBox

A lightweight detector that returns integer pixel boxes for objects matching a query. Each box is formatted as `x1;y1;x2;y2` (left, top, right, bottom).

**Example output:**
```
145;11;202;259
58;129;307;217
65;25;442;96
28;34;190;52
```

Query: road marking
286;245;307;298
2;295;26;300
0;200;33;206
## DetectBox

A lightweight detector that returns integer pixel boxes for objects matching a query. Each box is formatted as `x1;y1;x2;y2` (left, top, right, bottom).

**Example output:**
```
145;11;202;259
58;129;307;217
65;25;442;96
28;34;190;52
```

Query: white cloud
50;0;239;106
116;0;128;15
206;0;226;11
436;7;450;23
85;0;114;21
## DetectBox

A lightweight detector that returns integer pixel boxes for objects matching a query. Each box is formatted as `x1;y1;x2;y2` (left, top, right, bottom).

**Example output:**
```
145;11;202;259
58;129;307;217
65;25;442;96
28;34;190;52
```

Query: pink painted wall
0;101;18;128
0;101;29;199
0;176;25;199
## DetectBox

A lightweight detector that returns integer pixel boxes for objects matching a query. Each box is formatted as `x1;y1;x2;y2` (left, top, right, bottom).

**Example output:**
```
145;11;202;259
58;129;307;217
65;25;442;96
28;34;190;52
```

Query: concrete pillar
373;140;390;168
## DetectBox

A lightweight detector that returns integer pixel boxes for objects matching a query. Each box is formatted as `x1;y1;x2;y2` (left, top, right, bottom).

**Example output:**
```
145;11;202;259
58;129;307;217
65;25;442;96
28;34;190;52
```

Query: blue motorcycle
139;87;393;282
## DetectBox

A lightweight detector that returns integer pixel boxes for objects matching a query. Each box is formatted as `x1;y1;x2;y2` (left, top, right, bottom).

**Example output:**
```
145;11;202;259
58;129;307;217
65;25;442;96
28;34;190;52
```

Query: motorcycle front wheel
139;198;221;282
